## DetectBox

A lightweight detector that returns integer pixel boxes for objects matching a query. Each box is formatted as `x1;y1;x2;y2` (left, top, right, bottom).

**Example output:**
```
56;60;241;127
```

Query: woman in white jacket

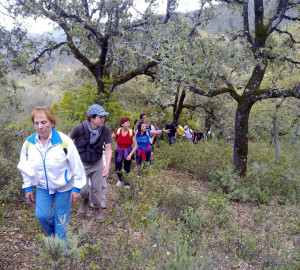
18;106;86;241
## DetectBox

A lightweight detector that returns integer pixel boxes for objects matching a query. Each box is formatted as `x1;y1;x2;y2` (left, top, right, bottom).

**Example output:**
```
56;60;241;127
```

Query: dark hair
119;116;130;127
174;122;179;127
86;114;105;121
31;106;56;127
139;113;146;120
134;119;138;125
137;121;145;135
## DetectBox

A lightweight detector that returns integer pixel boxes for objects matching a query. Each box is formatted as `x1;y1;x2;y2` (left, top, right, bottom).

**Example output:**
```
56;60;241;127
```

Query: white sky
1;0;201;34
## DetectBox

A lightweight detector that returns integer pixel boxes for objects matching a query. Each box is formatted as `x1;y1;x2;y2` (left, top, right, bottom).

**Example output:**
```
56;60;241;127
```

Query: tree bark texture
233;102;253;177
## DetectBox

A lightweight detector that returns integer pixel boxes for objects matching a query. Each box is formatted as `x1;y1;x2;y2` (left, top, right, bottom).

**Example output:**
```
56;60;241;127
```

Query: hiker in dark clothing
165;120;177;145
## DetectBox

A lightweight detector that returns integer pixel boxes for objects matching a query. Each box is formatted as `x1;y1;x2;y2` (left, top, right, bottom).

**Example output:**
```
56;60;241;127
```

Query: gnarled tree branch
252;84;300;102
112;60;158;89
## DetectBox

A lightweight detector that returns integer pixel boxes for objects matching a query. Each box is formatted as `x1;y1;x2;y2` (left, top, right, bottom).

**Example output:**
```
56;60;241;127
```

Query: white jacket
18;129;86;194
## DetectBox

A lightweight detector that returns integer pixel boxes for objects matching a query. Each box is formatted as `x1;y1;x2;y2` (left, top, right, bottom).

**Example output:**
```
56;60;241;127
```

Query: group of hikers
165;119;210;144
17;105;172;243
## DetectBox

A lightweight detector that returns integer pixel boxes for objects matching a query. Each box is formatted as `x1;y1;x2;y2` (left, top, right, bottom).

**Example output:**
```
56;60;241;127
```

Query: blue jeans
168;136;175;145
36;188;72;240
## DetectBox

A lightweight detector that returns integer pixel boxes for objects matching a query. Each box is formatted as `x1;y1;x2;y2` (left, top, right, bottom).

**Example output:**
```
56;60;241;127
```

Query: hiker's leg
80;167;91;202
90;158;104;208
53;189;72;240
36;187;55;236
115;152;123;181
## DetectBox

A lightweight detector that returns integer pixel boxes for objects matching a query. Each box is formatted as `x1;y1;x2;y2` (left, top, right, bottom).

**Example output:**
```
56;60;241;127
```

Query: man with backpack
69;104;112;221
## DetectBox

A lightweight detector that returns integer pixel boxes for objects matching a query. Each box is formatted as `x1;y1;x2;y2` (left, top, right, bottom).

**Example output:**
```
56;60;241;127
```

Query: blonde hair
144;118;151;124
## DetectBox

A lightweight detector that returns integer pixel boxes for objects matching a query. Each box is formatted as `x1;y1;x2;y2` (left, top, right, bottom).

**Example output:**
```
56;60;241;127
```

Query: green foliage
154;140;299;205
154;140;232;179
0;125;26;204
209;144;300;204
52;83;129;133
36;233;82;269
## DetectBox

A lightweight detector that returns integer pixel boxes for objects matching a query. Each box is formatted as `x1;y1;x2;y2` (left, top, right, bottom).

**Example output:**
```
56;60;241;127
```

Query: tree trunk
205;115;212;132
270;98;285;157
272;115;281;159
173;89;186;123
233;102;253;177
291;121;299;145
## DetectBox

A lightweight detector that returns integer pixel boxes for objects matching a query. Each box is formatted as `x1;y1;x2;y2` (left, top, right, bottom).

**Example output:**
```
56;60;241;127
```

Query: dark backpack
76;122;104;164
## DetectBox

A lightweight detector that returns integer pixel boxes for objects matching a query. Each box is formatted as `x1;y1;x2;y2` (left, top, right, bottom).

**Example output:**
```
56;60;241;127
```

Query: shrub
155;140;299;205
209;161;299;204
0;125;26;204
154;140;232;179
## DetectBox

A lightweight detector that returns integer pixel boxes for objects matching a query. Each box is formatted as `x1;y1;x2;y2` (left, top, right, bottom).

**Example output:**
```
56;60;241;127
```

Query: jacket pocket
64;170;71;183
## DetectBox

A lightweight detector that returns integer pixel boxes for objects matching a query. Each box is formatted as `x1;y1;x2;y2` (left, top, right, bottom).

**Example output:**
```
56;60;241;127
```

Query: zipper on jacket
35;148;49;190
37;145;56;190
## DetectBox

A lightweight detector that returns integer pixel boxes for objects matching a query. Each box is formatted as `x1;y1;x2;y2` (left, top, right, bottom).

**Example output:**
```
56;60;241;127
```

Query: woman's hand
71;191;80;204
126;153;132;161
25;191;34;204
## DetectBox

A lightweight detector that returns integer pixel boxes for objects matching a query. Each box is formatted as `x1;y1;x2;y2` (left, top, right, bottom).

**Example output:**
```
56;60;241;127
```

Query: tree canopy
4;0;180;98
1;0;299;176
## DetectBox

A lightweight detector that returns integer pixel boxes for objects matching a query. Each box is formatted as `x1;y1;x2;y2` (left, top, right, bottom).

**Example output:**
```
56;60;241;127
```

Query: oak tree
189;0;300;176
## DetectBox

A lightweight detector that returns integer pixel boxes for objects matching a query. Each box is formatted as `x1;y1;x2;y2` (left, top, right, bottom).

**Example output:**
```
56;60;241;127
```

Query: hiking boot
79;200;89;214
94;208;104;222
116;180;124;187
90;202;107;209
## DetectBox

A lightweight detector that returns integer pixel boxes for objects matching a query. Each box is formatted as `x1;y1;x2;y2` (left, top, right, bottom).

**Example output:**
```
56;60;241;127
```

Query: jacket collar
27;128;62;146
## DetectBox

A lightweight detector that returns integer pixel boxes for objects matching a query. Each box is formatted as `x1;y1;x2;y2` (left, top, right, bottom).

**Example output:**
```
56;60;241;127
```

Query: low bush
154;140;232;179
0;125;27;204
154;140;299;205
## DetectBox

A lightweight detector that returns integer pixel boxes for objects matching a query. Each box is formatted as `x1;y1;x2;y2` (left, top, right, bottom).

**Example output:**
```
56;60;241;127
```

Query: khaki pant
81;157;106;207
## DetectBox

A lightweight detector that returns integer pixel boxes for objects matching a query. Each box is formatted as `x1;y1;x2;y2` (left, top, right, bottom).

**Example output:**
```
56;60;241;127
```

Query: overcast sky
1;0;200;34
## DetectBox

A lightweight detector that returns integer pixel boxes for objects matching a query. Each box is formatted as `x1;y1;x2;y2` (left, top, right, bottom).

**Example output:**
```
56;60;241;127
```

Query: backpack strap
82;121;90;140
115;128;133;142
115;128;121;141
61;140;68;155
26;141;31;160
26;140;68;159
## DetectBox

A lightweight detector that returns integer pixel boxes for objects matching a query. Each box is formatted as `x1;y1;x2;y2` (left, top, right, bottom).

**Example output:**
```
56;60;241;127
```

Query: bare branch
60;23;94;67
188;1;205;38
268;0;289;34
164;0;177;24
284;57;300;66
283;15;300;21
29;41;67;72
190;86;241;101
287;2;300;8
190;74;241;101
243;0;254;49
221;0;243;5
275;28;299;44
112;60;158;89
81;0;90;18
252;85;300;102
